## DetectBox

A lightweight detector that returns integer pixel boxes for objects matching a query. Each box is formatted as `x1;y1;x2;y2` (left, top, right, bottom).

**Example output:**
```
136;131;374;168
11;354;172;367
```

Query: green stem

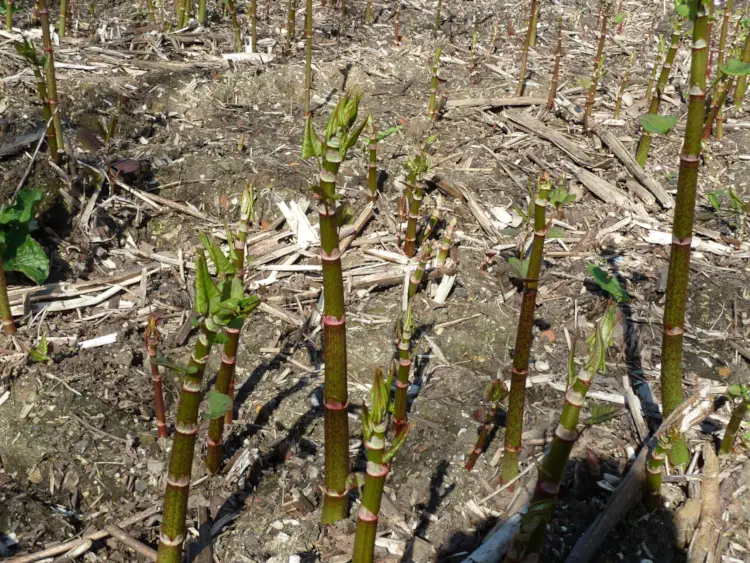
466;403;496;470
702;76;734;139
177;0;186;27
145;315;168;438
583;9;608;131
367;118;378;202
5;0;12;31
500;174;550;484
407;243;431;300
198;0;205;24
732;33;750;110
31;66;58;162
428;47;442;118
420;208;439;243
287;0;295;50
38;0;63;164
547;17;562;110
365;0;371;24
644;431;674;510
717;0;733;70
528;0;538;47
393;308;413;436
304;0;312;114
436;217;456;268
403;181;424;257
157;315;218;563
515;0;537;96
320;138;350;524
636;20;682;166
614;51;635;119
660;0;709;469
226;0;242;52
394;0;400;46
719;399;748;454
59;0;67;38
0;258;17;336
434;0;441;30
146;0;156;23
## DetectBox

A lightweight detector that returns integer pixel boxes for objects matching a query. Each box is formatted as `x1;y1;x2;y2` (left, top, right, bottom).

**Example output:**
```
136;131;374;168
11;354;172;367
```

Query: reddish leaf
76;127;104;152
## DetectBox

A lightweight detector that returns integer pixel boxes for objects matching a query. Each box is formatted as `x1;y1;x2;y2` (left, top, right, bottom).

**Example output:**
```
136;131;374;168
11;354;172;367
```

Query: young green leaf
706;190;724;212
199;234;235;276
375;125;403;143
585;403;624;426
383;424;410;463
547;226;566;239
508;257;530;280
0;190;44;226
639;114;678;135
28;333;51;363
2;230;49;285
213;332;231;345
152;356;198;374
719;58;750;76
203;390;233;420
302;115;323;159
613;11;626;24
587;264;630;303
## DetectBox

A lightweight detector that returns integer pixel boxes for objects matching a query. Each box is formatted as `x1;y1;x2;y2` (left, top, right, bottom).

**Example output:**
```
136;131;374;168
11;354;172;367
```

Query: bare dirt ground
1;0;749;561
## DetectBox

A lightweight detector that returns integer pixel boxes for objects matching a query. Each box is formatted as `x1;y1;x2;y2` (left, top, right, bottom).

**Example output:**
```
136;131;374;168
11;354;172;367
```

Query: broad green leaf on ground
639;114;678;135
2;230;49;285
588;264;630;303
203;390;233;420
0;190;44;225
720;58;750;76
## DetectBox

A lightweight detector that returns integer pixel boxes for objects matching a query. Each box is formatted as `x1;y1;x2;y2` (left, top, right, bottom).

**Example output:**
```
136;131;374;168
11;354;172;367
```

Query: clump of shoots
644;427;678;510
303;0;312;113
0;190;50;337
504;304;619;562
302;91;368;524
614;51;635;119
408;243;432;300
157;251;260;563
287;0;296;51
635;20;681;166
145;314;168;438
660;0;710;468
719;383;749;454
466;379;508;470
516;0;538;96
436;217;456;268
225;0;243;52
731;29;750;110
500;173;552;484
352;368;409;563
583;5;609;131
392;307;413;436
38;0;64;164
547;15;563;110
14;39;58;162
428;47;443;119
703;51;750;139
403;147;432;257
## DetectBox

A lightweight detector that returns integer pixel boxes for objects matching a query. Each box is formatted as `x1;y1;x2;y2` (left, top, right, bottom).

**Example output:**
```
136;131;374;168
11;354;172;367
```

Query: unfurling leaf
194;253;212;315
199;233;236;276
152;356;198;374
485;379;507;403
585;403;624;426
383;424;410;463
302;115;322;159
613;11;626;23
567;336;577;391
28;333;51;363
203;390;233;420
706;190;724;212
370;368;388;425
719;58;750;76
639;113;678;135
517;500;555;542
585;305;618;374
587;264;630;303
508;257;529;280
375;125;403;143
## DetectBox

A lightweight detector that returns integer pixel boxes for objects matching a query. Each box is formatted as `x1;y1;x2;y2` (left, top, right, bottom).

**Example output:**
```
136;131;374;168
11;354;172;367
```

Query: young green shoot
583;5;609;131
720;384;749;454
393;306;414;436
466;379;507;470
547;15;563;110
645;428;678;510
303;0;312;112
38;0;64;163
614;51;635;119
407;243;432;300
436;217;456;268
428;47;443;119
403;153;430;257
516;0;538;96
145;314;169;438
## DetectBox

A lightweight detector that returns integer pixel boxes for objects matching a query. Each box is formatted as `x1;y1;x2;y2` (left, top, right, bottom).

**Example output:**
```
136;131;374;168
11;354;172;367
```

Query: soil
1;0;749;561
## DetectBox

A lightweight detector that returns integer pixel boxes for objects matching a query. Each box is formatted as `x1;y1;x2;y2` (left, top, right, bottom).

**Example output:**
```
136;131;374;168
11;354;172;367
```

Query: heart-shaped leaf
588;264;630;303
203;390;233;420
639;113;678;135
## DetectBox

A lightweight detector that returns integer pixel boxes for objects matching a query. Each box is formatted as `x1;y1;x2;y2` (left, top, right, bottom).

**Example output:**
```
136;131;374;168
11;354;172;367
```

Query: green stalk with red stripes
403;154;430;257
635;18;682;166
407;242;432;300
145;314;168;439
504;304;618;562
303;92;368;524
660;0;709;468
352;368;409;563
500;173;551;484
157;252;260;563
38;0;64;164
393;305;414;436
644;428;677;510
719;384;749;455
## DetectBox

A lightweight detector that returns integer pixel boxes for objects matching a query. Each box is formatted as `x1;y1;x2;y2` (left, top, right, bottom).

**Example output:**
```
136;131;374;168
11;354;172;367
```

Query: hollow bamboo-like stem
0;259;17;336
365;0;371;24
465;403;496;471
38;0;63;164
226;0;242;52
515;0;537;96
5;0;12;31
528;0;538;47
714;0;734;138
732;33;750;110
146;0;156;22
644;50;661;103
407;243;431;300
644;431;674;511
145;315;168;438
583;9;608;131
303;0;312;114
197;0;205;24
287;0;295;50
434;0;441;30
366;118;378;202
702;76;734;139
706;0;715;79
31;65;58;161
250;0;258;52
719;399;748;454
500;174;551;485
393;308;413;436
403;181;424;258
394;0;400;46
428;47;442;118
157;298;218;561
351;423;387;563
547;17;563;110
614;51;635;119
635;19;682;167
177;0;186;27
320;137;350;525
504;306;617;562
660;0;709;469
59;0;68;38
436;217;456;268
